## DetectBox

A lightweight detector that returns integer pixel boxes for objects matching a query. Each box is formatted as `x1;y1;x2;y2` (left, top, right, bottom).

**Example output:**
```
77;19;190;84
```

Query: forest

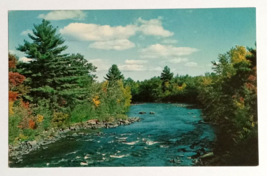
9;19;257;166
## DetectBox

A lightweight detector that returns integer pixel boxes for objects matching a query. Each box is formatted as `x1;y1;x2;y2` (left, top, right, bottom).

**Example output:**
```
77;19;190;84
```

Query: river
10;103;216;167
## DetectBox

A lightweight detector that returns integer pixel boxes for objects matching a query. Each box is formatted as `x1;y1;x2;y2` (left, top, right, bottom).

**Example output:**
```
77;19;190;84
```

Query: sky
8;8;256;82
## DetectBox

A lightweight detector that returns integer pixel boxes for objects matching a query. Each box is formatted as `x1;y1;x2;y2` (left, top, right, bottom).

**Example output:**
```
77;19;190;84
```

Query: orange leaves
28;119;35;129
93;95;100;107
9;53;17;69
21;101;29;109
9;91;18;101
9;72;26;87
239;97;244;103
248;75;256;82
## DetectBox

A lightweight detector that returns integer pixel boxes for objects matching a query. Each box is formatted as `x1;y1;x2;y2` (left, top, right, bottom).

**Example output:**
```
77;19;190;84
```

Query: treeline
124;71;201;103
123;45;258;165
9;20;131;144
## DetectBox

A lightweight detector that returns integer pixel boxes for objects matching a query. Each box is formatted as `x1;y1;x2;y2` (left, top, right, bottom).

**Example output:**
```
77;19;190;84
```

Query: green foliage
9;114;22;143
22;129;37;141
71;103;95;123
52;112;70;128
198;46;257;165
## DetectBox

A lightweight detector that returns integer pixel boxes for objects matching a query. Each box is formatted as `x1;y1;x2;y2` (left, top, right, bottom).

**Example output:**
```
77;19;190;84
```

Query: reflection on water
10;103;216;167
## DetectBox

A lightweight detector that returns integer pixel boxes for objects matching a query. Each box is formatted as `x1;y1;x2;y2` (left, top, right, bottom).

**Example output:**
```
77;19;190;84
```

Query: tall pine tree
17;20;96;111
160;66;173;92
104;64;124;82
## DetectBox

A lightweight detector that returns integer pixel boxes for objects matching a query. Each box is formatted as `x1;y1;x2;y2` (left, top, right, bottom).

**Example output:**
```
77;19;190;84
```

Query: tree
17;20;96;111
161;66;173;82
104;64;124;82
161;66;173;93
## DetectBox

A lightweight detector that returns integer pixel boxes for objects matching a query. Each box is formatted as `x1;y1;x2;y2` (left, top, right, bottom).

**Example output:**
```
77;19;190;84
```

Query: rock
87;119;99;125
69;127;76;131
72;133;78;137
28;140;37;148
139;111;146;114
200;152;214;159
13;145;21;151
149;111;155;114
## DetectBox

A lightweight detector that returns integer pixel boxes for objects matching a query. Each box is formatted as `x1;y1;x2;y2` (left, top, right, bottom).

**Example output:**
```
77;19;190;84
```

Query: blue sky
8;8;256;81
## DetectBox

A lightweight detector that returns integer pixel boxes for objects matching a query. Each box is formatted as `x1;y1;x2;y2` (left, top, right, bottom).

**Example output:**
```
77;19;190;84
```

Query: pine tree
161;66;173;82
161;66;173;92
17;20;96;111
104;64;124;82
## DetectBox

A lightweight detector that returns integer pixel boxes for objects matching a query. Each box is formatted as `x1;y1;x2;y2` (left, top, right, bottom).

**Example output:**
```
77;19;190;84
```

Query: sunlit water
10;103;216;167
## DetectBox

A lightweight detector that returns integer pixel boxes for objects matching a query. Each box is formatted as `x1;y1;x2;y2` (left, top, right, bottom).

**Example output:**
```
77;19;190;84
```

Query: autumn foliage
28;119;35;129
9;72;26;87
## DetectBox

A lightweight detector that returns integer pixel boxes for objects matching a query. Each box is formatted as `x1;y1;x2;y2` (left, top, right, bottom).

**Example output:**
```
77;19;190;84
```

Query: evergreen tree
160;66;173;92
104;64;124;82
161;66;173;82
17;20;96;111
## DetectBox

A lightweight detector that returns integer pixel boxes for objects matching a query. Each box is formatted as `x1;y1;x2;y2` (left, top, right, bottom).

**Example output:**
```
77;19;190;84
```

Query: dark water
10;103;216;167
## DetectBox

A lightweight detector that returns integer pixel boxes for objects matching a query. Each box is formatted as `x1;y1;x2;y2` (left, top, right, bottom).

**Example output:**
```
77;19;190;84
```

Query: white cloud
60;23;137;41
136;17;173;37
59;17;173;50
89;39;135;50
119;64;145;72
38;10;86;20
19;57;33;63
89;59;110;71
21;29;33;36
125;60;147;65
185;62;198;67
140;44;198;59
169;58;188;63
162;39;178;44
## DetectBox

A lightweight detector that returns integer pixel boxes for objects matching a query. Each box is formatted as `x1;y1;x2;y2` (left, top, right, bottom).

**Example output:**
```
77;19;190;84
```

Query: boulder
69;126;76;131
139;111;146;114
72;133;78;137
87;119;99;125
28;140;37;148
149;111;155;114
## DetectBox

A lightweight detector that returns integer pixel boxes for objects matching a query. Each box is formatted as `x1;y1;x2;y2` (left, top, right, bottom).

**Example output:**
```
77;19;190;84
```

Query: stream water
10;103;216;167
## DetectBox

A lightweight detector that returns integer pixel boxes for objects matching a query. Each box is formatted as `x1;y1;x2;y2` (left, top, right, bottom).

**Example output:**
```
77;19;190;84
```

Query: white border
1;0;267;175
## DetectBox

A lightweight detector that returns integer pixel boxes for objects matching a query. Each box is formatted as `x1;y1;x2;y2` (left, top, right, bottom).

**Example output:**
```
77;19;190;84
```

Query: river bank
9;117;141;165
9;103;217;167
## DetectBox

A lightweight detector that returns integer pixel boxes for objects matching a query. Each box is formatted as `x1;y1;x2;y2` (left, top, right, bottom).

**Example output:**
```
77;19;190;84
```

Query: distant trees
104;64;124;82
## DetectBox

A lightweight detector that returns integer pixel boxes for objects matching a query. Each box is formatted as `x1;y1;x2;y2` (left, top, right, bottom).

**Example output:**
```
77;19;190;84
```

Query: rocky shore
9;117;141;164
